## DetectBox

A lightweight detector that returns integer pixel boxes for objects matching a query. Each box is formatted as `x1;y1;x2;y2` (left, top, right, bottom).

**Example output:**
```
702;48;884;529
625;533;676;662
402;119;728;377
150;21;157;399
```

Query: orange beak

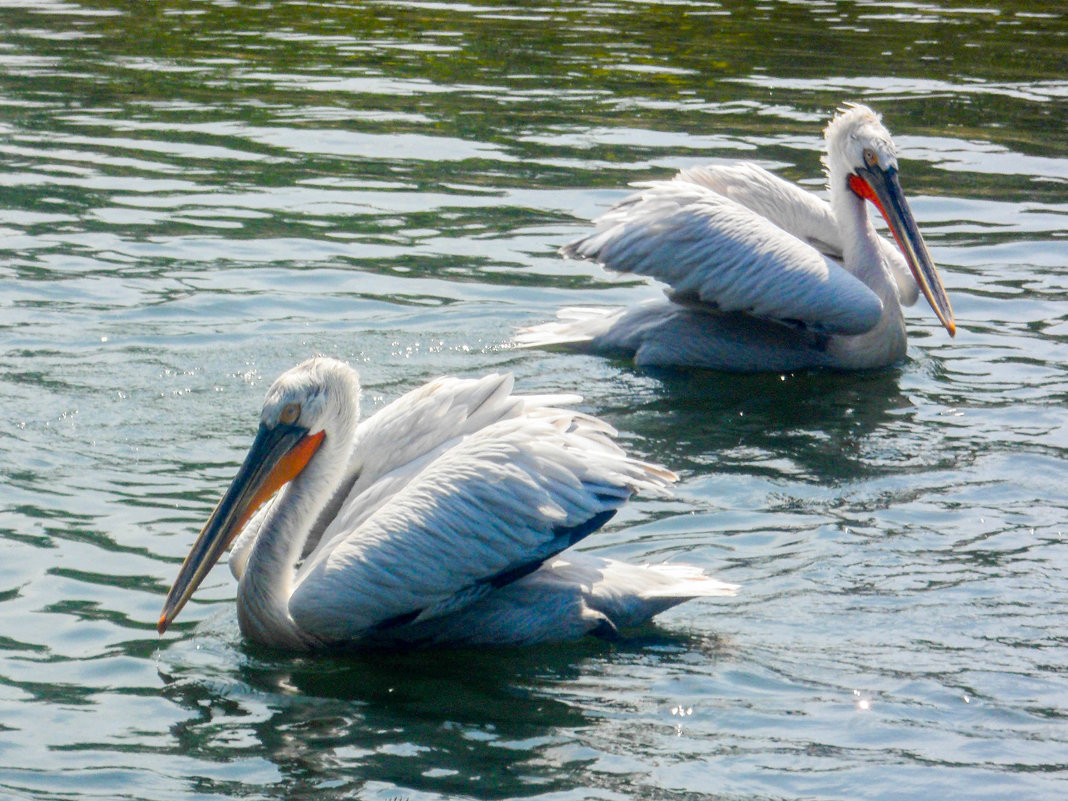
849;165;955;337
157;423;324;635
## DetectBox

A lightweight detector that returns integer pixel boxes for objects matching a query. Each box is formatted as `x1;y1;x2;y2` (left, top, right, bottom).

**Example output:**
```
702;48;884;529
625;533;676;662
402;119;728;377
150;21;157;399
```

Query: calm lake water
1;1;1066;799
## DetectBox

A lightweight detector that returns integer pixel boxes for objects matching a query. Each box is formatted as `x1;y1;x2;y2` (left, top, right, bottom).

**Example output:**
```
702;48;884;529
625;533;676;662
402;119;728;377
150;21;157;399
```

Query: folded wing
676;163;919;306
288;397;674;644
563;178;885;336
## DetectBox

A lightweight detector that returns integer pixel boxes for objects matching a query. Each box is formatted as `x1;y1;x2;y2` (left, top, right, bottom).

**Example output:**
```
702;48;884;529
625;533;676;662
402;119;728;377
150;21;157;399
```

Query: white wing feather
288;406;674;643
563;180;884;336
324;374;617;550
676;163;919;306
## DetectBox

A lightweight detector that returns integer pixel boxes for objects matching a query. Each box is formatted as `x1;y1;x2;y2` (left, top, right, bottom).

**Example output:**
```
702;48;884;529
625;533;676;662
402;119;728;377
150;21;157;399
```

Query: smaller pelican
518;104;955;372
158;357;736;651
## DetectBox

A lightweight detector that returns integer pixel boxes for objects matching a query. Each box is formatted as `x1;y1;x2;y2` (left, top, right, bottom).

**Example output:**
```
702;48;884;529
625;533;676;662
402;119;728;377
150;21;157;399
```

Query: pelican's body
158;358;735;651
518;104;955;372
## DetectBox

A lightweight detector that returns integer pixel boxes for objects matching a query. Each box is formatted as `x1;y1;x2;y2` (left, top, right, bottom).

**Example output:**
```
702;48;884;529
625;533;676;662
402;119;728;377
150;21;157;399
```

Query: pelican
518;104;956;372
158;357;736;650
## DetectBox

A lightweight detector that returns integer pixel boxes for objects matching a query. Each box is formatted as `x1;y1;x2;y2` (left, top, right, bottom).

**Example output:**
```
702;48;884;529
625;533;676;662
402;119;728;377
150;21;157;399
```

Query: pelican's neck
828;174;907;367
829;176;881;290
236;431;351;650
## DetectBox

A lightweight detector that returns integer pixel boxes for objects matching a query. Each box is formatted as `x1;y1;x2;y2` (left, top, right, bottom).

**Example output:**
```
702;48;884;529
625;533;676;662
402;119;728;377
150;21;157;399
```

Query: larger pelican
158;357;736;650
518;104;955;371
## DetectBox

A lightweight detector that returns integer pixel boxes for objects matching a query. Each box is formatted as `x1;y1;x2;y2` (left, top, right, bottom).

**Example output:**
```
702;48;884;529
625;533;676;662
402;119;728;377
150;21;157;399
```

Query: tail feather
515;306;626;349
570;555;738;631
637;563;740;599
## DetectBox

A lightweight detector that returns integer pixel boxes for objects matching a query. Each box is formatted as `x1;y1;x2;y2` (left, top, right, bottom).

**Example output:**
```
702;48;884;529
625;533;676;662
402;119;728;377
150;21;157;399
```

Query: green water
0;1;1065;799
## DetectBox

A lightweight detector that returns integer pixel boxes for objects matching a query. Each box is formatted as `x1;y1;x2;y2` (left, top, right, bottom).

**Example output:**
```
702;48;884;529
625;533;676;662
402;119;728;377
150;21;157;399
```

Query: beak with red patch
848;164;956;337
157;422;325;635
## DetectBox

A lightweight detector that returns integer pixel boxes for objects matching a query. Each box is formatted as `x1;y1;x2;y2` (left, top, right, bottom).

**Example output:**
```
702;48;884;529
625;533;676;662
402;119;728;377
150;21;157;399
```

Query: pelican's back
286;386;680;646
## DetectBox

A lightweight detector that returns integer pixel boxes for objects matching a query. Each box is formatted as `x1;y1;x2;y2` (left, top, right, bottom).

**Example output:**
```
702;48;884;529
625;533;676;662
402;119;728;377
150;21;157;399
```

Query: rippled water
1;1;1066;799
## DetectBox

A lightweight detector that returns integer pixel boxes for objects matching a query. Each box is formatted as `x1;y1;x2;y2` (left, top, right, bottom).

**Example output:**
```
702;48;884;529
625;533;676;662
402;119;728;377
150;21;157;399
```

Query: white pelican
518;104;956;372
158;357;736;650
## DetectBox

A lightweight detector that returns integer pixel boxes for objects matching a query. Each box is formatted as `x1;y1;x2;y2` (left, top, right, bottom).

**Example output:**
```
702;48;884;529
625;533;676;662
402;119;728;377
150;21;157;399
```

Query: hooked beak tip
856;165;956;341
157;615;170;635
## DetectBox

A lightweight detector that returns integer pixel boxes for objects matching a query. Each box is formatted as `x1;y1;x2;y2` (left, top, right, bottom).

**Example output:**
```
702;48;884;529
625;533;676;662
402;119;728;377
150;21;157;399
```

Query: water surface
1;1;1066;799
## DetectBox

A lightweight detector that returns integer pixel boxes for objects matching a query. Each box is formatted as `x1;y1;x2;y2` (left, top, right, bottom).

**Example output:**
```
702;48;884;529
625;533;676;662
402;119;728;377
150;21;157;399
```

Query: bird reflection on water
156;625;733;796
588;363;921;482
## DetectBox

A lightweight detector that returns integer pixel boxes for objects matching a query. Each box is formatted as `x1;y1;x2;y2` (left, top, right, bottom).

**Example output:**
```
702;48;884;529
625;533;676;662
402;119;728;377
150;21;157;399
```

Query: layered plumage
519;104;955;372
159;357;736;650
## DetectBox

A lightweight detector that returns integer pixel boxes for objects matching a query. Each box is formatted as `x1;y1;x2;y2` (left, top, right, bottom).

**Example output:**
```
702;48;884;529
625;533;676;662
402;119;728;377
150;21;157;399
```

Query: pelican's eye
863;148;878;168
279;402;301;425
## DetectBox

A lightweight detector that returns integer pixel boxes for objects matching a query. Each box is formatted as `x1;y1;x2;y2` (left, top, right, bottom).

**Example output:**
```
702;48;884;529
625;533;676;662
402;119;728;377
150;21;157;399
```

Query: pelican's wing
676;163;840;254
297;373;591;563
676;163;919;306
288;410;675;644
563;180;883;336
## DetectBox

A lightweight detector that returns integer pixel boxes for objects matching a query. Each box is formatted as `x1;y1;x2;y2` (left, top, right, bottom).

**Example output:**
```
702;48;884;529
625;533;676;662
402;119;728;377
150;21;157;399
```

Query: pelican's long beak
157;422;324;635
850;165;956;336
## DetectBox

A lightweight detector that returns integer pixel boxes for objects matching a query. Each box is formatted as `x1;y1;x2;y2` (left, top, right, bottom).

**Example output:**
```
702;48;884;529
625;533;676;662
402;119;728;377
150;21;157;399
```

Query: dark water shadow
597;361;922;482
155;623;730;798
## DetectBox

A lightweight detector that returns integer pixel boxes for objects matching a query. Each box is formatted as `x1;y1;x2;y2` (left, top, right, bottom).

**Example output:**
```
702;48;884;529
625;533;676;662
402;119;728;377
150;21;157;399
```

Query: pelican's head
823;103;899;185
823;103;955;337
260;356;362;442
157;356;362;636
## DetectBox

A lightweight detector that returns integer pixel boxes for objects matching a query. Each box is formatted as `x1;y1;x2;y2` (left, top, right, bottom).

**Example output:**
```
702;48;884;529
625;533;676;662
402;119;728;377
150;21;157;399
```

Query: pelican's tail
551;555;734;636
366;555;737;648
585;559;738;631
515;306;627;349
636;563;740;600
